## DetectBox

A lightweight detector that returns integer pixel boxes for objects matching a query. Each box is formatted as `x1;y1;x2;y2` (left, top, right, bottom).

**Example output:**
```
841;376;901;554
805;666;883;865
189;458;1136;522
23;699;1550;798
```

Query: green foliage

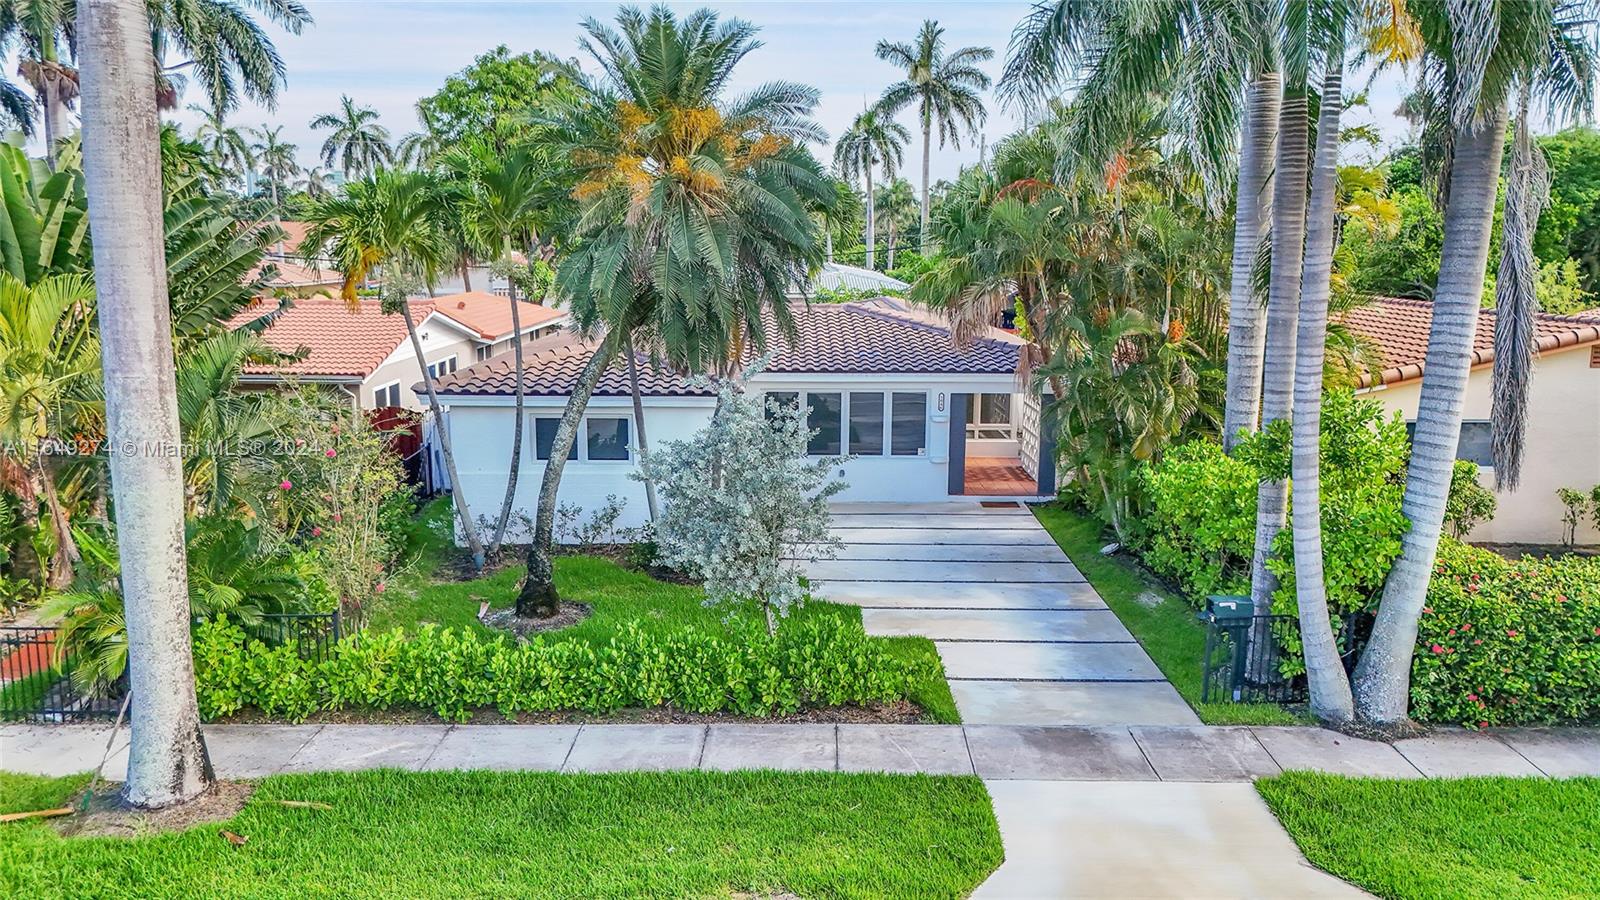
1409;539;1600;726
193;615;933;724
1536;126;1600;292
1533;258;1595;314
885;250;936;284
1557;486;1594;547
415;46;581;156
1445;461;1498;539
1135;440;1257;599
0;136;89;282
1340;184;1446;298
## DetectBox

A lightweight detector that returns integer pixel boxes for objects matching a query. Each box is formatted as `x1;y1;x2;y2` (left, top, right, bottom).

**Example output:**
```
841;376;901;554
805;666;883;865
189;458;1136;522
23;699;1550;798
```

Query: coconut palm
310;95;392;178
832;105;909;270
1354;0;1598;727
77;0;211;809
189;103;253;188
875;20;992;253
249;123;299;217
514;5;831;618
299;169;488;569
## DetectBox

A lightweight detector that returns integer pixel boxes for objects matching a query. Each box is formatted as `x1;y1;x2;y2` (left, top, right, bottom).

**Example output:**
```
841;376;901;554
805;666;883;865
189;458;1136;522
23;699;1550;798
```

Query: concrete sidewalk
6;722;1595;781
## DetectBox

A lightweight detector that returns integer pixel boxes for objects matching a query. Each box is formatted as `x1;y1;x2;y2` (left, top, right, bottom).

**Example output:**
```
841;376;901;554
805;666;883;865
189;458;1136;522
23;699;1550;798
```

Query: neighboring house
232;291;569;410
1343;297;1600;546
788;262;910;299
426;297;1053;538
247;220;344;299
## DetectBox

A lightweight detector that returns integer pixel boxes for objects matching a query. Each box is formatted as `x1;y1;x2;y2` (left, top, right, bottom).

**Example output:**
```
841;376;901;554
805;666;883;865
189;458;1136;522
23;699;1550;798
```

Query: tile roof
252;257;343;290
805;262;910;295
427;291;566;339
1340;297;1600;388
428;300;1022;398
232;297;432;378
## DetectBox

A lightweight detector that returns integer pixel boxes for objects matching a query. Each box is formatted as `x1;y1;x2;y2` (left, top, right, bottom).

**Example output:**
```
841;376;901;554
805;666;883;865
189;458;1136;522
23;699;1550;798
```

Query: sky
30;1;1423;178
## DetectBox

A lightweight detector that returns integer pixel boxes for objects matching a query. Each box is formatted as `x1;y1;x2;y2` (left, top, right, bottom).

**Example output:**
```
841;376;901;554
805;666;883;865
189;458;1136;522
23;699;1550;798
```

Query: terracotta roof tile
1340;296;1600;388
251;257;343;290
232;298;434;378
429;300;1021;397
427;291;566;339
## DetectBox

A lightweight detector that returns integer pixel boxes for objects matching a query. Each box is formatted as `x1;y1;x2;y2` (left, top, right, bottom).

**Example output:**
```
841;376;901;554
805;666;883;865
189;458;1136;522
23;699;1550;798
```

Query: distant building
788;262;911;299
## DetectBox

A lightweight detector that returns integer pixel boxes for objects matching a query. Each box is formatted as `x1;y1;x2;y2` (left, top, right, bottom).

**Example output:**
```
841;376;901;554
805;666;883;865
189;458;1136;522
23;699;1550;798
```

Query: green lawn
1031;503;1301;725
1258;772;1600;899
0;769;1003;899
366;500;960;723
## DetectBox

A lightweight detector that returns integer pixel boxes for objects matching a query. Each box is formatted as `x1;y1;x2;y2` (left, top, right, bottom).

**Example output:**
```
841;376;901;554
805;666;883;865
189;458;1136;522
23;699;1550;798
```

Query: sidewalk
5;721;1596;781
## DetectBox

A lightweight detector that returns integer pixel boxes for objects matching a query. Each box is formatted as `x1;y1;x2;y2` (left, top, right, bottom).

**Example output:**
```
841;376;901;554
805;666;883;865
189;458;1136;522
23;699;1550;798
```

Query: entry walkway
817;501;1198;726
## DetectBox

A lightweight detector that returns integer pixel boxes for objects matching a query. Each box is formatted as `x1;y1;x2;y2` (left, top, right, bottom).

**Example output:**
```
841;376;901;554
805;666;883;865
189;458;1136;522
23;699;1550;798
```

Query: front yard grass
1031;502;1301;725
0;768;1003;899
365;501;960;723
1258;772;1600;899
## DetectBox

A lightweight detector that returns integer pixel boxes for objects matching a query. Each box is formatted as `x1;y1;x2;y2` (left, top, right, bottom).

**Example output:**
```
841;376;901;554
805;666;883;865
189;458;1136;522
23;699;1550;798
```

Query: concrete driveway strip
1493;728;1600;776
821;543;1072;562
976;780;1369;898
421;725;580;772
832;513;1043;530
1130;726;1283;782
952;681;1202;726
1394;730;1547;777
938;641;1166;681
964;725;1157;780
836;724;974;775
807;558;1085;583
699;724;837;772
831;526;1060;546
202;725;322;778
863;608;1134;642
817;580;1107;609
1248;727;1423;778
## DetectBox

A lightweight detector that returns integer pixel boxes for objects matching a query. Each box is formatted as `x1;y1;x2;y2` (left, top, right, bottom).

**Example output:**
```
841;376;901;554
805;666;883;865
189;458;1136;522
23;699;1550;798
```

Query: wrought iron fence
1200;612;1368;705
0;611;346;723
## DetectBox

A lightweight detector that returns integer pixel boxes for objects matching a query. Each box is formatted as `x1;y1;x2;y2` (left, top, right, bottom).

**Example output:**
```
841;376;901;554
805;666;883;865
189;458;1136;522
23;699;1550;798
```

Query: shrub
193;616;932;724
1444;461;1497;538
1410;539;1600;726
1134;440;1256;598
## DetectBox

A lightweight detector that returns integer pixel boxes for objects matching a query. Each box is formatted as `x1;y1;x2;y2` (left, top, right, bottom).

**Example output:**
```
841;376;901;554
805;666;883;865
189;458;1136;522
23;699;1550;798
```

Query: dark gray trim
947;392;969;495
1036;389;1058;495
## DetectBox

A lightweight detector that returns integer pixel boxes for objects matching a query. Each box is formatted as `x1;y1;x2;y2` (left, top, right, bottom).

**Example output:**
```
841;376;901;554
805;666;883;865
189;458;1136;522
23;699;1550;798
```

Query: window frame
475;344;491;362
890;391;928;456
426;354;458;380
967;392;1016;441
372;381;402;408
584;416;632;462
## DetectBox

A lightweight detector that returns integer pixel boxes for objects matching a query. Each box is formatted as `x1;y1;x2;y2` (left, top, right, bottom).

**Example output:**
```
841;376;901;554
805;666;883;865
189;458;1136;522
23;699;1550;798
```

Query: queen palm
300;169;488;570
832;105;908;270
188;104;252;187
514;5;831;618
310;95;392;178
875;20;992;253
1354;0;1596;726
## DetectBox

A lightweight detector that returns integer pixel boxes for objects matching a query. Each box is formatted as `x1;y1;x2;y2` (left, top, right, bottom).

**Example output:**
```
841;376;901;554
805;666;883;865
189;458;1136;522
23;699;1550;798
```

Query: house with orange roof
1342;297;1600;546
231;291;569;410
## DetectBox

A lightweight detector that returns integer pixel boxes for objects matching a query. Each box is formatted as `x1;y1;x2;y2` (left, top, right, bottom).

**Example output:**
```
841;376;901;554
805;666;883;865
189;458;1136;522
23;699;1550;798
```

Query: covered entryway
945;391;1055;497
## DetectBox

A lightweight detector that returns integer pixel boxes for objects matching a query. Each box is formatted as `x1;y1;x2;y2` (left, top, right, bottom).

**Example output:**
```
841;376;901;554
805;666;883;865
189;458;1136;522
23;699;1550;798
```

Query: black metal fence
1200;613;1368;705
0;611;345;723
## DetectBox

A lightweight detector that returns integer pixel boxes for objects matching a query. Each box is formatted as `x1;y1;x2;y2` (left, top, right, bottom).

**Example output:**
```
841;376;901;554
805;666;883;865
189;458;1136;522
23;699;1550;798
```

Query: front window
374;382;401;407
586;417;631;461
475;345;490;362
806;392;843;455
848;392;884;455
891;392;927;456
426;355;458;380
968;393;1014;440
534;417;559;460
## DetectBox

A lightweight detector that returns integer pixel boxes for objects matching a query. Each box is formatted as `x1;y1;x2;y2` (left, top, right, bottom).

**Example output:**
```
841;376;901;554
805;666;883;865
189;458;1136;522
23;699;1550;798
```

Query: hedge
1410;539;1600;727
193;616;934;723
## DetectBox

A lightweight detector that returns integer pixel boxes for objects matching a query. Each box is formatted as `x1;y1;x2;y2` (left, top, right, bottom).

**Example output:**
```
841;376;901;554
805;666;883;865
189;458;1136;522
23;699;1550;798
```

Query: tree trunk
78;0;212;809
516;340;616;618
886;215;898;271
825;227;833;264
34;459;80;589
1246;90;1310;671
489;272;526;555
41;78;61;170
403;302;486;570
1222;73;1282;452
864;164;875;270
626;332;659;522
1354;98;1511;727
1290;60;1353;725
919;101;931;255
461;260;473;292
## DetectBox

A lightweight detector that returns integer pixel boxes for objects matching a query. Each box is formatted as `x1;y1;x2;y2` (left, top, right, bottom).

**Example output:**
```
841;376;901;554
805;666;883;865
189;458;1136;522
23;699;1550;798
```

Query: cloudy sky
44;1;1424;176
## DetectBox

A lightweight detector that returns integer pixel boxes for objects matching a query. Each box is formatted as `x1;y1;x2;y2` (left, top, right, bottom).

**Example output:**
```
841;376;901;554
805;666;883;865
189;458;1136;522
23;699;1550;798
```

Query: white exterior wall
1363;343;1600;546
440;372;1018;542
366;315;479;409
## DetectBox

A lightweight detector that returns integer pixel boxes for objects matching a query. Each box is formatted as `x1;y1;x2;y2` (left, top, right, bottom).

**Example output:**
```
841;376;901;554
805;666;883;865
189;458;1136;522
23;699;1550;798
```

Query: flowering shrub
1409;539;1600;726
193;615;931;723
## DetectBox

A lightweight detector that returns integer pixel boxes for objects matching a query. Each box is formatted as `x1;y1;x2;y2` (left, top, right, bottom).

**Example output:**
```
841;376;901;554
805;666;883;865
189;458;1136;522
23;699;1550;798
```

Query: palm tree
249;123;299;218
1354;0;1594;727
295;165;333;199
189;104;252;188
832;105;908;270
300;169;488;570
875;20;992;253
874;177;916;270
76;0;211;809
515;5;831;618
816;178;863;264
310;95;392;179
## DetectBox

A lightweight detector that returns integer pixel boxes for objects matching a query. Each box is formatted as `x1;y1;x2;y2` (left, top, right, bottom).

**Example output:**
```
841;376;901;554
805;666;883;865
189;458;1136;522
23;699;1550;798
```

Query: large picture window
586;417;631;461
967;393;1014;440
848;392;884;455
891;392;927;456
806;392;843;455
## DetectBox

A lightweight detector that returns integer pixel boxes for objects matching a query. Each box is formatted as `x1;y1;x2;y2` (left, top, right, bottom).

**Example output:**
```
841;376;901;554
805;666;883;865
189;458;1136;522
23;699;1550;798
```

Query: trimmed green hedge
194;616;934;723
1411;540;1600;726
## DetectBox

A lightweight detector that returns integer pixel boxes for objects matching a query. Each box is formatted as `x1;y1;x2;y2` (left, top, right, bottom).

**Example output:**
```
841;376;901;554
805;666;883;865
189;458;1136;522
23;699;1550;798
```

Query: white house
424;298;1055;537
788;262;911;298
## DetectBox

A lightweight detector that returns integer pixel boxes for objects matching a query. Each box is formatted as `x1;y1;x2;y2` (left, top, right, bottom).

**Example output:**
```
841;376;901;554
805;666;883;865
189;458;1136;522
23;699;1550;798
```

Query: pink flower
374;582;386;594
1466;693;1478;701
1430;644;1446;655
1478;721;1490;729
311;526;323;537
1448;628;1457;636
1473;639;1483;645
279;479;293;491
1423;606;1434;614
1506;629;1519;638
1555;595;1567;604
325;448;337;458
295;438;305;447
1460;623;1471;631
332;513;343;523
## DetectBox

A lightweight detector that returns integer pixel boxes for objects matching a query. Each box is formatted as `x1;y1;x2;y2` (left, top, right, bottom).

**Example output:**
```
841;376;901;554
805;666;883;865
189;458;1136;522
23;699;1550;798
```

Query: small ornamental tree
640;368;847;634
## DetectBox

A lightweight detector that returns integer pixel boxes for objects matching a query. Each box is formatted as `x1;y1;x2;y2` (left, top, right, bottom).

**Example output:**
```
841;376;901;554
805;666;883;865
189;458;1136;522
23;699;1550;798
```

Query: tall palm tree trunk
517;340;617;617
404;303;486;570
489;273;526;555
78;0;212;809
1354;99;1512;726
1246;91;1310;669
1222;73;1282;452
919;102;932;254
1290;61;1353;724
626;332;659;521
864;165;876;270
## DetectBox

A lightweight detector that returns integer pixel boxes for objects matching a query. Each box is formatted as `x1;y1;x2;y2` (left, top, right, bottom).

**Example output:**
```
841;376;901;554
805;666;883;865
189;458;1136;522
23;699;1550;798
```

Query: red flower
1431;644;1446;654
1506;629;1519;638
279;479;293;491
1460;623;1471;631
375;581;386;594
1473;639;1483;645
1466;693;1478;701
1478;721;1489;729
1448;628;1457;636
311;526;323;537
325;448;337;458
1423;606;1434;614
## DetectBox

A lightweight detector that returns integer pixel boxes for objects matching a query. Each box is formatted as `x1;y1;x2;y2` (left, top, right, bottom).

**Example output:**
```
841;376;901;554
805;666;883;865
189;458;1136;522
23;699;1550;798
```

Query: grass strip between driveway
1258;772;1600;899
1031;503;1300;725
0;769;1002;899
